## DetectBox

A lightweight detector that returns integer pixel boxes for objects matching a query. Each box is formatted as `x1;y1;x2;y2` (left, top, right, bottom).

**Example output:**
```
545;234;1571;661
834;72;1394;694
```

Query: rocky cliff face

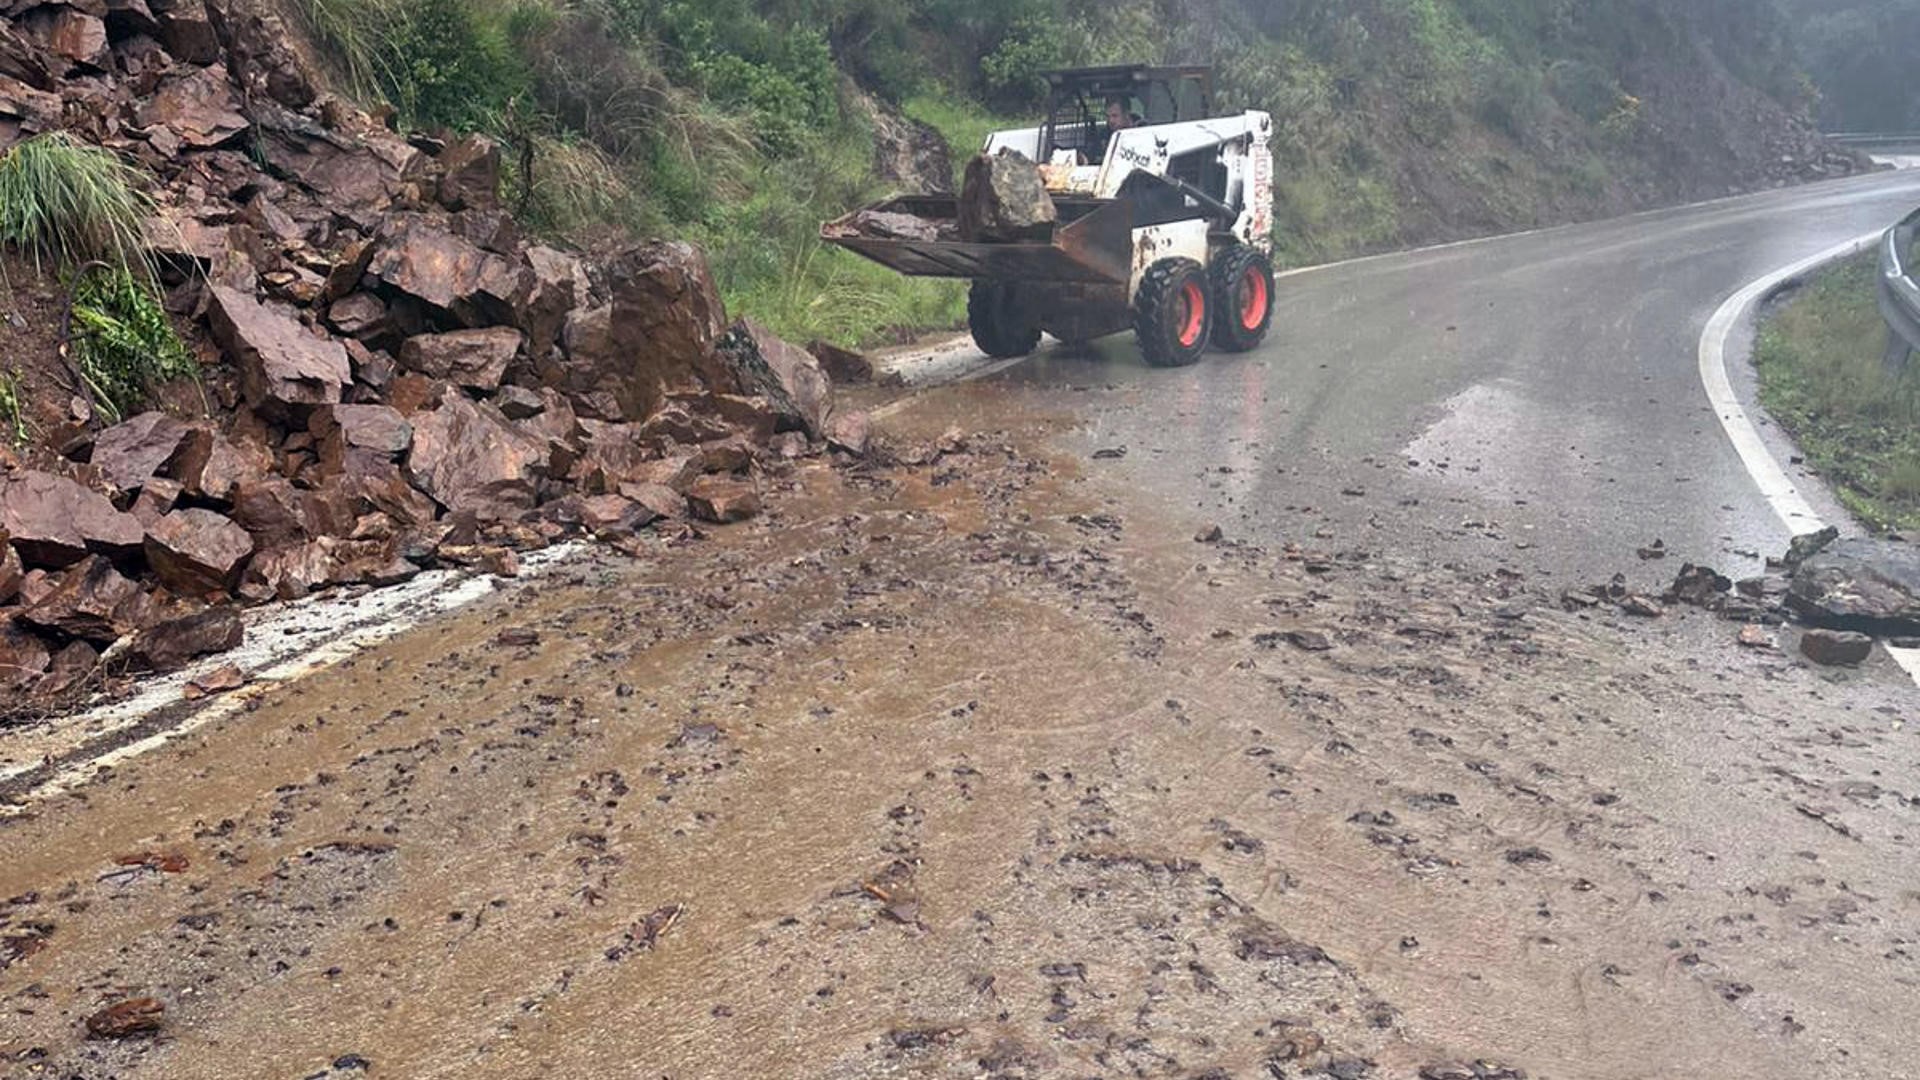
0;0;866;706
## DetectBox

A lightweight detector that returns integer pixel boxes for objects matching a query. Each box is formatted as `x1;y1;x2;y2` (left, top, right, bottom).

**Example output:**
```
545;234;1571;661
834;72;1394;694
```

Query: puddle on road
2;387;1917;1079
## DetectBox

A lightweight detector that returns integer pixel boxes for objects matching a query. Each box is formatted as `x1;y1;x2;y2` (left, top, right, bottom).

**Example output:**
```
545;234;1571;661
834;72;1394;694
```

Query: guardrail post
1885;327;1912;375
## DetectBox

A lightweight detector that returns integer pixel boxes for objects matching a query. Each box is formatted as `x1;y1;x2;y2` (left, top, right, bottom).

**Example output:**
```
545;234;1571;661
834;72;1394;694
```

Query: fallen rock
208;285;351;418
21;556;151;643
405;391;548;520
183;663;244;697
686;476;760;524
1737;624;1775;650
0;534;21;602
437;133;500;211
85;998;164;1039
826;410;871;455
717;319;832;436
136;64;244;147
1195;524;1223;544
620;482;686;521
1783;526;1841;569
145;509;254;595
0;618;51;692
0;470;145;567
539;242;733;422
131;477;183;525
1789;538;1920;635
32;7;108;73
129;605;245;672
227;475;311;548
309;404;412;463
156;0;220;64
1800;628;1873;667
571;494;658;538
495;385;544;420
367;214;533;328
958;150;1056;242
238;540;336;601
1668;563;1732;608
326;293;394;342
808;340;874;384
399;327;523;391
91;412;191;493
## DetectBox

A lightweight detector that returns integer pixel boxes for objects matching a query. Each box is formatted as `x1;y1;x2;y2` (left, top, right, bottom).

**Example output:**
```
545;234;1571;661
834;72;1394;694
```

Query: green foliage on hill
291;0;1818;345
1780;0;1920;131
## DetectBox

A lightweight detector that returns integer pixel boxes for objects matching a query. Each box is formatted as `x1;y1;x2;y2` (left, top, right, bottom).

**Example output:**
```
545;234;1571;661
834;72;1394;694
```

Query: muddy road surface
8;177;1920;1079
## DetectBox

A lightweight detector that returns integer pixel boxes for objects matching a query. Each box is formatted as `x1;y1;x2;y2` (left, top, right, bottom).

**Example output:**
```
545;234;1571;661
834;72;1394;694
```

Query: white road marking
1696;230;1920;685
1;543;587;812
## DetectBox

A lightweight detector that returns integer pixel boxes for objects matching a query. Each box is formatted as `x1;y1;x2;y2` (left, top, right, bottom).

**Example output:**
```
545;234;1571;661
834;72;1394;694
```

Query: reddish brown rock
666;391;780;445
32;7;109;72
228;475;311;548
131;477;184;525
146;508;254;595
0;617;50;692
522;245;585;357
406;391;549;520
309;404;412;462
399;327;522;391
619;482;686;521
0;532;21;602
0;471;145;567
326;293;393;342
636;404;734;448
239;540;336;602
367;214;534;328
85;997;164;1039
39;639;100;697
437;134;501;211
808;340;875;384
537;242;733;422
827;410;871;455
495;385;545;420
207;285;351;418
686;476;760;524
21;557;151;643
156;0;219;64
1800;628;1873;667
718;319;833;437
129;606;244;673
91;412;191;493
136;64;245;147
167;427;268;502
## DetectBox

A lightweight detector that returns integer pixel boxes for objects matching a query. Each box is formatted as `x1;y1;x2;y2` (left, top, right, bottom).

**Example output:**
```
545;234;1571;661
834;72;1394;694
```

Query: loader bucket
821;195;1131;286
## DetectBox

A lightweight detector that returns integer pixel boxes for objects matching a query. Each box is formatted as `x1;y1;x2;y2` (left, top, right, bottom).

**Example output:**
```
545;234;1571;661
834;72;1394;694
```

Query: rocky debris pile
0;0;877;704
1566;528;1920;668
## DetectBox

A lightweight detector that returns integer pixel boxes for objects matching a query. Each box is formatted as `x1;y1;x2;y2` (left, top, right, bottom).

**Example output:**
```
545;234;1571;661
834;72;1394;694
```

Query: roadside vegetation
280;0;1818;345
0;132;197;425
1755;253;1920;532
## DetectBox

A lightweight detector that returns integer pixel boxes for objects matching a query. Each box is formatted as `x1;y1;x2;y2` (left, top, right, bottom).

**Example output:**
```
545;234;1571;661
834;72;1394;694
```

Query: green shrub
0;133;155;279
980;15;1067;111
68;266;197;425
0;369;26;447
1546;58;1622;122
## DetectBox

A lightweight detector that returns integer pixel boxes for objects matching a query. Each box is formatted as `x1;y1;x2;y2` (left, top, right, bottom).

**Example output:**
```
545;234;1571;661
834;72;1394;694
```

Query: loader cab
1038;65;1213;167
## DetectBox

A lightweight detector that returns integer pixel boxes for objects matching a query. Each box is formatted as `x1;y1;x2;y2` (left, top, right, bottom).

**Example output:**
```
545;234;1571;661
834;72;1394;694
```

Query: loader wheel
968;282;1041;359
1209;245;1274;352
1133;258;1211;368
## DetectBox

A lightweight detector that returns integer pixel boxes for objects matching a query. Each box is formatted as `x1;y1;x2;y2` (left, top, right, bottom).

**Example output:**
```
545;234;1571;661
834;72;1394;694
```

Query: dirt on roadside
1;384;1917;1080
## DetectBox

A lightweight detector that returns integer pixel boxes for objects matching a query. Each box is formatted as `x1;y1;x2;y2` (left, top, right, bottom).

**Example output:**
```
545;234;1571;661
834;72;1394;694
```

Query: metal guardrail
1880;209;1920;372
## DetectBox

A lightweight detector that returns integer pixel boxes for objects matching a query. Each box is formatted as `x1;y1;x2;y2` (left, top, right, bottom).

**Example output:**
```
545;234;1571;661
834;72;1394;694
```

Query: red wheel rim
1178;280;1206;347
1238;267;1269;330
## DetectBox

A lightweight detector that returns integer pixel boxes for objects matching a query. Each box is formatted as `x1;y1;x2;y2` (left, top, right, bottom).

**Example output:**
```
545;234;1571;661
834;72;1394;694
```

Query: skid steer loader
822;65;1274;367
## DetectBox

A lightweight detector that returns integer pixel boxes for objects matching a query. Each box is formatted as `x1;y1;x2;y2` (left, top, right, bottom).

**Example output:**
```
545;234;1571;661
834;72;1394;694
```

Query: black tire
968;281;1041;359
1209;245;1275;352
1133;257;1212;368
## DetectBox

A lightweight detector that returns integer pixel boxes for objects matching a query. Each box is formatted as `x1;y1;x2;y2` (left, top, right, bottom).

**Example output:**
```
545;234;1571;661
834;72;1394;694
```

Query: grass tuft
0;133;156;280
0;368;26;447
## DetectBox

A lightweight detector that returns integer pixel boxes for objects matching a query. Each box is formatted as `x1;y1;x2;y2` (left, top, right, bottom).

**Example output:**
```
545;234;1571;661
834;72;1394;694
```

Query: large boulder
168;426;269;502
399;328;522;391
522;245;586;357
958;150;1056;242
309;403;412;472
406;391;549;520
0;471;145;568
537;242;733;422
136;64;246;148
91;412;191;493
256;124;426;229
128;605;244;672
207;286;352;418
146;508;255;595
156;0;221;65
367;214;535;328
716;319;832;437
228;474;312;549
1789;538;1920;635
21;556;152;643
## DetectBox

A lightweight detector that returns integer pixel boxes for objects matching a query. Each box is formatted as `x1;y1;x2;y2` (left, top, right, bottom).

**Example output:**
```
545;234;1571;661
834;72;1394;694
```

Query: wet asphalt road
987;169;1920;585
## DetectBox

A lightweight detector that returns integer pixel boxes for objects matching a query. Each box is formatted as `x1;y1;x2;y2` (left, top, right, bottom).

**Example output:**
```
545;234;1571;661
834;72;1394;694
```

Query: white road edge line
1;543;589;814
1696;229;1920;686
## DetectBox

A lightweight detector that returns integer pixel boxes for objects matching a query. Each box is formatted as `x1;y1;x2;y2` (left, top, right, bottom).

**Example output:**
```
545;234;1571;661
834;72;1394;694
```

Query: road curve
976;168;1920;585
